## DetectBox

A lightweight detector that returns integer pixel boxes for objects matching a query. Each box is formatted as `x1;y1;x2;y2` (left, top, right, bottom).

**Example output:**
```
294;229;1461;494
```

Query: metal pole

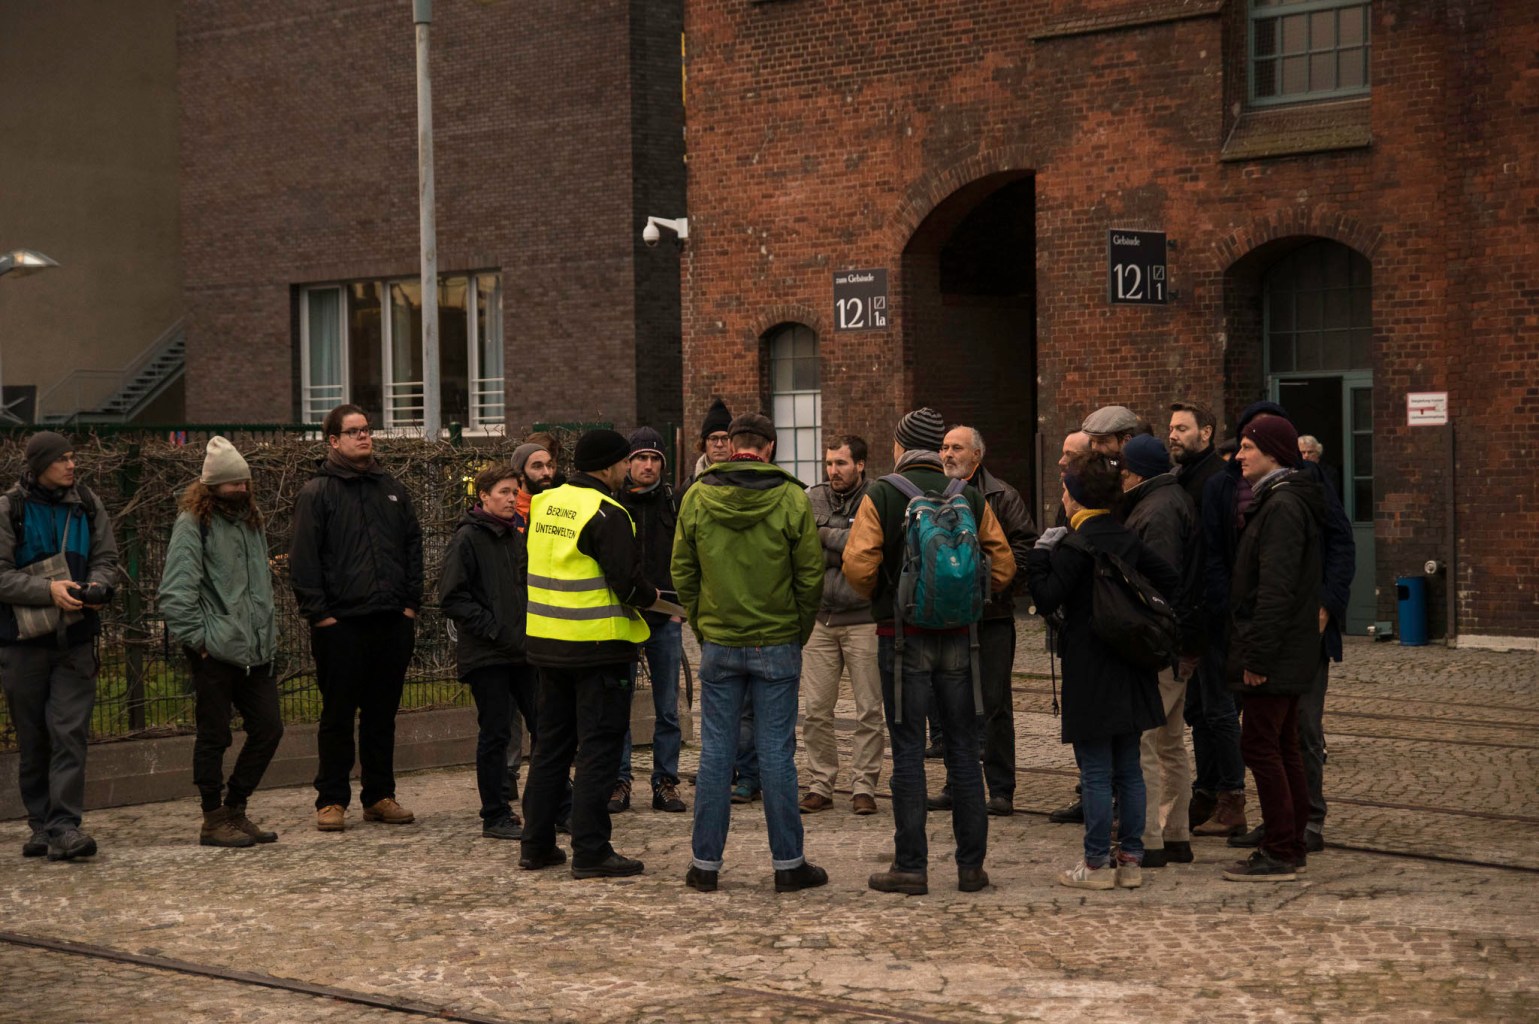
414;0;440;438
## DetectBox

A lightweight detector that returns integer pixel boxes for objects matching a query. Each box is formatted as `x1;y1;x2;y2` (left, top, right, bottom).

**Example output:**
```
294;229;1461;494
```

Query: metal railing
37;319;187;422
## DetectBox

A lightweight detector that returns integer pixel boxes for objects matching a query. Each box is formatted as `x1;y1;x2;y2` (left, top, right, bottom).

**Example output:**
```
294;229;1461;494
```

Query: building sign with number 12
833;269;889;331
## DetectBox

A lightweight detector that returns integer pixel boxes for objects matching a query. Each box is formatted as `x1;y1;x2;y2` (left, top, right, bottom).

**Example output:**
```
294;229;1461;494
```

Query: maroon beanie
1242;414;1301;469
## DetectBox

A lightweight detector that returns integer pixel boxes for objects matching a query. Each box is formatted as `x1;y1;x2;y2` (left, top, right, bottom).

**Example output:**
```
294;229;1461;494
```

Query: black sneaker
518;845;567;871
571;852;644;879
22;829;48;858
1228;823;1266;848
482;817;523;841
1222;850;1298;882
774;861;828;893
1304;830;1324;853
653;781;687;813
685;865;719;892
926;789;953;811
923;743;944;759
46;828;97;862
1164;841;1194;863
1047;799;1084;824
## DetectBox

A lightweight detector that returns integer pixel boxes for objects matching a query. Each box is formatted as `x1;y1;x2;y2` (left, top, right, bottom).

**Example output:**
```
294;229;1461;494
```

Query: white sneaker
1058;860;1116;891
1115;860;1143;889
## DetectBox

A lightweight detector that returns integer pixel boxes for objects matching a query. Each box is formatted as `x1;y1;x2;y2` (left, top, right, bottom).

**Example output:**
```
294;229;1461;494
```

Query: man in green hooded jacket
672;412;825;894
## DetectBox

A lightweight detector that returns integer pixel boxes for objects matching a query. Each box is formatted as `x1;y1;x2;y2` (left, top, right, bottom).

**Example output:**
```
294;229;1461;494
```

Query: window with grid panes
1250;0;1370;105
1263;241;1371;374
765;323;821;485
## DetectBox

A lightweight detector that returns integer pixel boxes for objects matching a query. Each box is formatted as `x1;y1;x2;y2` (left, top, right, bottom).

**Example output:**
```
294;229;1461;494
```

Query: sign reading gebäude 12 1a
833;268;889;331
1107;229;1168;305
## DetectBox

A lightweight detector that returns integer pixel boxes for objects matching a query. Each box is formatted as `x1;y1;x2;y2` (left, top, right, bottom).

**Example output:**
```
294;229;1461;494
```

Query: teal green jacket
671;460;824;647
158;510;277;669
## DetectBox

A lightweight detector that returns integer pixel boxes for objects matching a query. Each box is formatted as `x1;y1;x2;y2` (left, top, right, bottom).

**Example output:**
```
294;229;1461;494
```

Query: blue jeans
878;632;987;873
1185;639;1244;794
734;690;758;792
1073;732;1145;866
619;619;683;788
691;642;804;871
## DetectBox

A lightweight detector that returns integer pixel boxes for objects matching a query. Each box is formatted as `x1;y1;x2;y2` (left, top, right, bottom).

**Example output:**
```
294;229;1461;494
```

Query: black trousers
521;663;632;868
311;613;415;810
189;650;284;812
940;618;1016;800
465;663;539;824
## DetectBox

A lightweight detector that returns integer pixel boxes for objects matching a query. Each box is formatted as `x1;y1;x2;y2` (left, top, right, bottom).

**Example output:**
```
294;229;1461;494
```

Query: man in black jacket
519;430;658;878
1167;400;1239;833
1204;400;1354;853
1119;434;1201;868
291;405;424;833
611;427;687;815
440;463;537;841
1222;415;1325;881
933;425;1037;817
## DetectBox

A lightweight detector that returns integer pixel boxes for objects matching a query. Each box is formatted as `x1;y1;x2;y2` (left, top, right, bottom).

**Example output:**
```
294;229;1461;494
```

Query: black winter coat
1228;471;1327;696
972;465;1038;619
1120;474;1203;654
1175;444;1224;514
1027;515;1179;744
616;481;678;627
289;458;424;623
439;509;528;677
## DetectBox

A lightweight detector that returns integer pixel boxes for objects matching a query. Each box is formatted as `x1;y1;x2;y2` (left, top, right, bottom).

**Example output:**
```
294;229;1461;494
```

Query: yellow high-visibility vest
526;484;650;645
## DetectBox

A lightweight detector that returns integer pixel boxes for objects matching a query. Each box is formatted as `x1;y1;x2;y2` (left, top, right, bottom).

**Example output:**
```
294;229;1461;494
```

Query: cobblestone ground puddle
2;631;1535;1023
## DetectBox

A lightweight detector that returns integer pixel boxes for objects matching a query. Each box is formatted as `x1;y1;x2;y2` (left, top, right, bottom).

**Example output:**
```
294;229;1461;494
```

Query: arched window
765;322;821;484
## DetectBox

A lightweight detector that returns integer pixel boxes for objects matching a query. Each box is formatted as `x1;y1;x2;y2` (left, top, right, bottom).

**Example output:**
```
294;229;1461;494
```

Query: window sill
1221;97;1371;162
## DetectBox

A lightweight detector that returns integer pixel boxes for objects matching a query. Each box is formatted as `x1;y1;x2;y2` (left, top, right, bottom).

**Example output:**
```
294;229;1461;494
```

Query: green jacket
158;510;276;669
671;460;824;647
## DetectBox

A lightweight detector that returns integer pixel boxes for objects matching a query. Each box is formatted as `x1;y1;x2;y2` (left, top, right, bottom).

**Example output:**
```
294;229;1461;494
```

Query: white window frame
766;322;822;486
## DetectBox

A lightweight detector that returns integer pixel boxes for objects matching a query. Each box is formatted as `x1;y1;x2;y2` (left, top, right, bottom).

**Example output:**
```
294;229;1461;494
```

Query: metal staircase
38;321;187;424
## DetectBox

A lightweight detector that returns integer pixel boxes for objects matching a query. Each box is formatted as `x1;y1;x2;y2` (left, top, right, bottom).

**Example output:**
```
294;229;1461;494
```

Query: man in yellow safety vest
518;429;659;879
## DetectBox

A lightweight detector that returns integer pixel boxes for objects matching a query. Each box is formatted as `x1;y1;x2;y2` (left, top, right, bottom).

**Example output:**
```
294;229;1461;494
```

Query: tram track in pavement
0;930;962;1024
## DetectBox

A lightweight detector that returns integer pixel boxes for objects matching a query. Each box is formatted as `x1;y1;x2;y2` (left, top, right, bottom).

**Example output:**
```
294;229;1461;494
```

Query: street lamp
0;248;60;424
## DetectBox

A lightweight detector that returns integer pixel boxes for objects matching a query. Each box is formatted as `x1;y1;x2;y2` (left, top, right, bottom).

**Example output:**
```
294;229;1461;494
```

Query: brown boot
1192;790;1248;837
226;803;278;843
200;807;256;848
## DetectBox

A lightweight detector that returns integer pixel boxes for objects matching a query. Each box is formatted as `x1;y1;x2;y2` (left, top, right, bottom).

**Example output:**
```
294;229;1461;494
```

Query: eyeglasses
706;433;730;444
340;427;373;438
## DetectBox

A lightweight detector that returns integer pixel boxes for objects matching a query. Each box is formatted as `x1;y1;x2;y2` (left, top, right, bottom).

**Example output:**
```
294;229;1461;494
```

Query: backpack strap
941;477;967;498
880;473;924;501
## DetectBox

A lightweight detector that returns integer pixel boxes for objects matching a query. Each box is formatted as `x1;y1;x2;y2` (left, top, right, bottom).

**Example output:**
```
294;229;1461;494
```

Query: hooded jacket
158;505;276;669
289;456;424;623
807;476;872;626
1228;470;1328;696
672;459;824;647
439;507;528;677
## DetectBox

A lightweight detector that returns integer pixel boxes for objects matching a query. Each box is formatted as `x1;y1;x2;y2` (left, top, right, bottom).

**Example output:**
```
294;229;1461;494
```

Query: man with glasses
291;405;424;833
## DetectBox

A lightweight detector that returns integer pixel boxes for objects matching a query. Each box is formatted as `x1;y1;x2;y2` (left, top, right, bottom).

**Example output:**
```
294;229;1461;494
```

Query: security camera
641;215;688;248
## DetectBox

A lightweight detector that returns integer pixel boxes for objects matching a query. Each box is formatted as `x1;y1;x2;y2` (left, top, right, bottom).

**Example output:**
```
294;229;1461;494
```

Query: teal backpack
881;474;990;723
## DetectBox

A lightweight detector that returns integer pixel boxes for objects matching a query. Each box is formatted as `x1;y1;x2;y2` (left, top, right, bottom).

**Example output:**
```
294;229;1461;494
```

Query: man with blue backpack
842;407;1015;895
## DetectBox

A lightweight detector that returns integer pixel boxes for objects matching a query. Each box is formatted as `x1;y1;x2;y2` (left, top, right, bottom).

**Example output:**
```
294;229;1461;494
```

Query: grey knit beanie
894;408;946;453
200;436;251;485
24;431;72;479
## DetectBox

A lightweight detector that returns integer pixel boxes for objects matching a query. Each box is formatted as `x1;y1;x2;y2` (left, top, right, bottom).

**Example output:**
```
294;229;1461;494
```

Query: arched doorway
901;172;1037;501
1261;238;1376;634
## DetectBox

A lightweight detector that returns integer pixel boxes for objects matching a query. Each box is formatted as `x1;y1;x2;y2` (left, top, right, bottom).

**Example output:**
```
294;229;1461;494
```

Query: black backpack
1062;533;1179;672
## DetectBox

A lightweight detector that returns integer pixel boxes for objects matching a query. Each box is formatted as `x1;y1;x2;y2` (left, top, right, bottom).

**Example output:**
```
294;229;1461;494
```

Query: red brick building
179;0;684;436
679;0;1539;643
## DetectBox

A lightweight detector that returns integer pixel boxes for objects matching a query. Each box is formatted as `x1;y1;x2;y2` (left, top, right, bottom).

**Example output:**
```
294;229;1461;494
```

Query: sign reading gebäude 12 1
833;269;889;331
1107;229;1167;305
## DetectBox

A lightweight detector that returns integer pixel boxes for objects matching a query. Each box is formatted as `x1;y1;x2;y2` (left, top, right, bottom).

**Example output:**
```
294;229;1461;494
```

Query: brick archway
1212;206;1383;275
890;145;1041;251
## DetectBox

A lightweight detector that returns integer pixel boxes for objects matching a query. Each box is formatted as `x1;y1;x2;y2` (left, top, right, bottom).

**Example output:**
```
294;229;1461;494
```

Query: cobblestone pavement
2;624;1535;1023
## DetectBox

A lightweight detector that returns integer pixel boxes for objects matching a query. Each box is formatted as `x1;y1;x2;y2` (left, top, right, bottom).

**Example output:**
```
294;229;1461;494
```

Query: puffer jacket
807;477;872;626
289;457;424;623
158;510;276;669
672;459;823;647
1228;470;1327;696
439;508;528;678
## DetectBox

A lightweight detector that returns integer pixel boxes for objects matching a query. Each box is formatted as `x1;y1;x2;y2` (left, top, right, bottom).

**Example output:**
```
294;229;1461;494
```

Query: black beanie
573;429;631;473
701;398;732;440
25;431;73;479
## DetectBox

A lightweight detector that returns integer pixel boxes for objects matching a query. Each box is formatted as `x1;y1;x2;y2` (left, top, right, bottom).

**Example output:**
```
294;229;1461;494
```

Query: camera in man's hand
72;582;114;606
